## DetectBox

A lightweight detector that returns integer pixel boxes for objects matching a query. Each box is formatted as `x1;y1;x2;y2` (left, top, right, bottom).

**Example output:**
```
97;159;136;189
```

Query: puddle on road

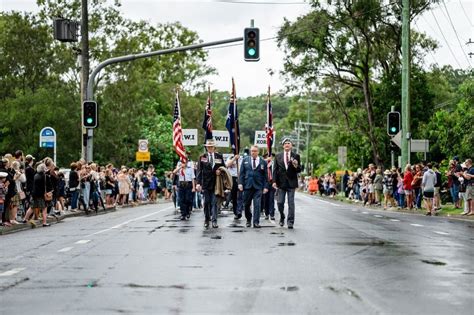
148;225;164;234
326;286;361;300
125;283;187;290
231;230;245;233
145;219;159;222
421;259;447;266
178;228;189;233
346;240;390;246
210;236;222;240
278;242;296;246
280;286;299;292
178;265;203;269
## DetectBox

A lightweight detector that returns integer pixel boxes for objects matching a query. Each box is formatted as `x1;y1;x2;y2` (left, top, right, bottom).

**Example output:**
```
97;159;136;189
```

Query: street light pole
80;0;90;161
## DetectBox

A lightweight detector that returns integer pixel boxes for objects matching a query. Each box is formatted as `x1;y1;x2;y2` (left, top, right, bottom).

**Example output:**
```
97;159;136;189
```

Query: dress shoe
279;220;284;227
265;215;269;220
270;217;275;221
288;225;294;229
253;224;261;228
246;221;251;228
204;221;210;228
43;223;51;227
180;216;186;221
212;222;219;228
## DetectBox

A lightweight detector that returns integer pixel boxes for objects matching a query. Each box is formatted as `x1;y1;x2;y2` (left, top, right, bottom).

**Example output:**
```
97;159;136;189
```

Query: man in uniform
174;155;196;221
238;145;268;228
262;152;276;221
196;139;225;228
273;138;301;229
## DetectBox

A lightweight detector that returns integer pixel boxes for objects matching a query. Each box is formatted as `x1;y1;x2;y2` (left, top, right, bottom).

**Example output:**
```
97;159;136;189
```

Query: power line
441;0;471;67
458;0;474;27
212;0;307;4
414;20;439;67
430;10;463;68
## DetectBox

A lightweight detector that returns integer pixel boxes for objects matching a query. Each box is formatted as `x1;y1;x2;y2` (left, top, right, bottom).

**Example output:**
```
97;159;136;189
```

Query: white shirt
208;153;215;168
176;161;195;182
226;156;242;177
250;156;261;170
283;150;291;170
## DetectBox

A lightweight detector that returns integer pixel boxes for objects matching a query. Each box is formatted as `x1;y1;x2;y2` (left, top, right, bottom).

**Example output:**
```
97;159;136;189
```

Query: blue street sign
41;142;55;148
41;128;55;137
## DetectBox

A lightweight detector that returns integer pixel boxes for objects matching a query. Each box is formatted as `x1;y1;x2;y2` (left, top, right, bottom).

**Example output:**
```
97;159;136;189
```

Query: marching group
306;157;474;216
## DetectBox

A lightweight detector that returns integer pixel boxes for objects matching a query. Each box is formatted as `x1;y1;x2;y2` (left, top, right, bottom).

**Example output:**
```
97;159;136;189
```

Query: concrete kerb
0;199;169;236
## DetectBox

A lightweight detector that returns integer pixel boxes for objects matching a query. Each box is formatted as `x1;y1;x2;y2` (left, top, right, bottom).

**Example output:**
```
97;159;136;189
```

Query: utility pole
81;0;90;161
401;0;411;168
305;100;310;173
296;120;301;154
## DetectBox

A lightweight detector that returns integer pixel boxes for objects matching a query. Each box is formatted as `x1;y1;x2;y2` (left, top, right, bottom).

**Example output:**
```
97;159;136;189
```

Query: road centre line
86;205;173;237
75;240;91;244
434;231;450;235
312;198;341;207
410;224;424;227
0;268;26;277
58;247;73;252
390;219;401;222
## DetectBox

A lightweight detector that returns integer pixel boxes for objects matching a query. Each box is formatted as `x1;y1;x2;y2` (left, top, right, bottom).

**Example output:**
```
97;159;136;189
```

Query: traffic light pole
401;0;411;168
84;36;243;162
80;0;90;161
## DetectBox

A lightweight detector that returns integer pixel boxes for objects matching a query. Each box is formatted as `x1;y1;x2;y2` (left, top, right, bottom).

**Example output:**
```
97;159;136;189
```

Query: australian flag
225;79;240;155
201;88;213;142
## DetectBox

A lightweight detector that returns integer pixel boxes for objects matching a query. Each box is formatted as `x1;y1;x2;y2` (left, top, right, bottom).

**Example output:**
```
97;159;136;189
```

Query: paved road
1;194;472;314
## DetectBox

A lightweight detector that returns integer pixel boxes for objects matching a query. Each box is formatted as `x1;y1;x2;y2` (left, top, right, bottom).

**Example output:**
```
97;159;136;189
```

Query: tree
277;0;437;166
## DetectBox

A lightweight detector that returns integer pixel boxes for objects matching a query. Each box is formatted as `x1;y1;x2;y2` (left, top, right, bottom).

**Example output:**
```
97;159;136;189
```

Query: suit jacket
197;152;225;190
273;151;301;189
239;156;269;190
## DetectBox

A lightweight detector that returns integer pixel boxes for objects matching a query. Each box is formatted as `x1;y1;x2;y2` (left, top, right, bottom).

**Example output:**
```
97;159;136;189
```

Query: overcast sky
1;0;472;97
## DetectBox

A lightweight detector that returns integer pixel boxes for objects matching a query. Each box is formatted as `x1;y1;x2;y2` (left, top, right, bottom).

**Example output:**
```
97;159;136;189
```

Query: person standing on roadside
174;156;196;221
422;163;437;216
273;138;301;229
461;159;474;216
22;163;50;227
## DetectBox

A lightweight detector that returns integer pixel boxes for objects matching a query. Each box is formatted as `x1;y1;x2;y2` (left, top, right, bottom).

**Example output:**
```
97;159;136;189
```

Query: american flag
173;90;187;164
202;87;213;142
265;86;274;155
225;78;240;155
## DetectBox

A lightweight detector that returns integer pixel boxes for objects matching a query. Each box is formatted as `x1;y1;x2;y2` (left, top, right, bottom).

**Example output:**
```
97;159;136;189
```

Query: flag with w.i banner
173;89;187;166
265;86;274;155
225;78;240;155
202;86;213;142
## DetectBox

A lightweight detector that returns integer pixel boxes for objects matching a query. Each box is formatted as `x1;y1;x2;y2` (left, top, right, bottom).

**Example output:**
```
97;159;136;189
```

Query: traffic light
387;111;400;136
83;101;98;128
244;27;260;61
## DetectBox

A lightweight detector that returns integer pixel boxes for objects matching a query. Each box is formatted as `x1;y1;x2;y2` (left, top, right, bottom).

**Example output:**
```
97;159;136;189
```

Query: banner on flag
182;129;198;146
254;131;276;148
212;130;230;147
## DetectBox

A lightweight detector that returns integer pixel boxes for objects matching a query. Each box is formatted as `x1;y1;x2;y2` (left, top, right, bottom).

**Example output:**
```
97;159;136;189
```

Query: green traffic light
390;127;397;132
87;118;94;124
248;48;256;56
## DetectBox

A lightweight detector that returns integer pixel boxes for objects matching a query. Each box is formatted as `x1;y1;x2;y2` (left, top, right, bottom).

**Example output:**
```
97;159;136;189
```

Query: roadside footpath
306;192;474;222
0;199;172;236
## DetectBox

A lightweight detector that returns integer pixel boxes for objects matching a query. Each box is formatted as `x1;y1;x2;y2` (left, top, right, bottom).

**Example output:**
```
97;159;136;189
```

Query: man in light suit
272;138;301;229
239;145;269;228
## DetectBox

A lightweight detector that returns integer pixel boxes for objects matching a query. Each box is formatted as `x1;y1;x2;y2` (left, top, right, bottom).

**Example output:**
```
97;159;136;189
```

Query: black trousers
178;183;193;217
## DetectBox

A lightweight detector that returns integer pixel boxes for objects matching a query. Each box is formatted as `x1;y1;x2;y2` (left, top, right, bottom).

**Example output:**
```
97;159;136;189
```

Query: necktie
286;152;290;169
253;158;256;170
268;163;273;181
209;154;214;167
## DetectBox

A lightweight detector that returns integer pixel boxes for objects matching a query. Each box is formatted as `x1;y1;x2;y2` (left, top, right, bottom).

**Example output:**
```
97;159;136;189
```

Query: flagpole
232;78;240;178
267;85;271;156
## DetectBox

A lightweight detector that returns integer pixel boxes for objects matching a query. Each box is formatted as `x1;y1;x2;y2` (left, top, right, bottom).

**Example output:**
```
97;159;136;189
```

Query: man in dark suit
272;138;301;229
239;145;268;228
262;153;276;221
196;139;225;228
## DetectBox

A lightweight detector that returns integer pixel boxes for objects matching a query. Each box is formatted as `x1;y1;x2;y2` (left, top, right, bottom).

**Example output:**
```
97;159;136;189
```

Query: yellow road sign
136;151;151;162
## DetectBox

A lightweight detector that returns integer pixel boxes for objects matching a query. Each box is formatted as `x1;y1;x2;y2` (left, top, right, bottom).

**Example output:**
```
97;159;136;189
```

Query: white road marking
373;215;384;218
410;224;424;227
0;268;25;277
390;219;401;222
86;205;173;237
362;212;369;214
58;247;73;252
311;197;341;207
75;240;91;244
434;231;450;235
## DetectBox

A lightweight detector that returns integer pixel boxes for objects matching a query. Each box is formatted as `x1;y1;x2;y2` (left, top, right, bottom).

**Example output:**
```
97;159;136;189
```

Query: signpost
138;139;148;152
182;129;198;146
254;130;275;148
136;151;151;162
136;139;150;165
39;127;57;164
212;130;230;148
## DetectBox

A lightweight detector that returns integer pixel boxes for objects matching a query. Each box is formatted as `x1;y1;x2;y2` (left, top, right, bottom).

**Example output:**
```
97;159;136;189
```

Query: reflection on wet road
0;193;472;314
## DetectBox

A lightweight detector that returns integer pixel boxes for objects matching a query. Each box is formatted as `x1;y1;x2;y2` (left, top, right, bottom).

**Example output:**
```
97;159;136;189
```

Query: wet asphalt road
0;193;473;315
